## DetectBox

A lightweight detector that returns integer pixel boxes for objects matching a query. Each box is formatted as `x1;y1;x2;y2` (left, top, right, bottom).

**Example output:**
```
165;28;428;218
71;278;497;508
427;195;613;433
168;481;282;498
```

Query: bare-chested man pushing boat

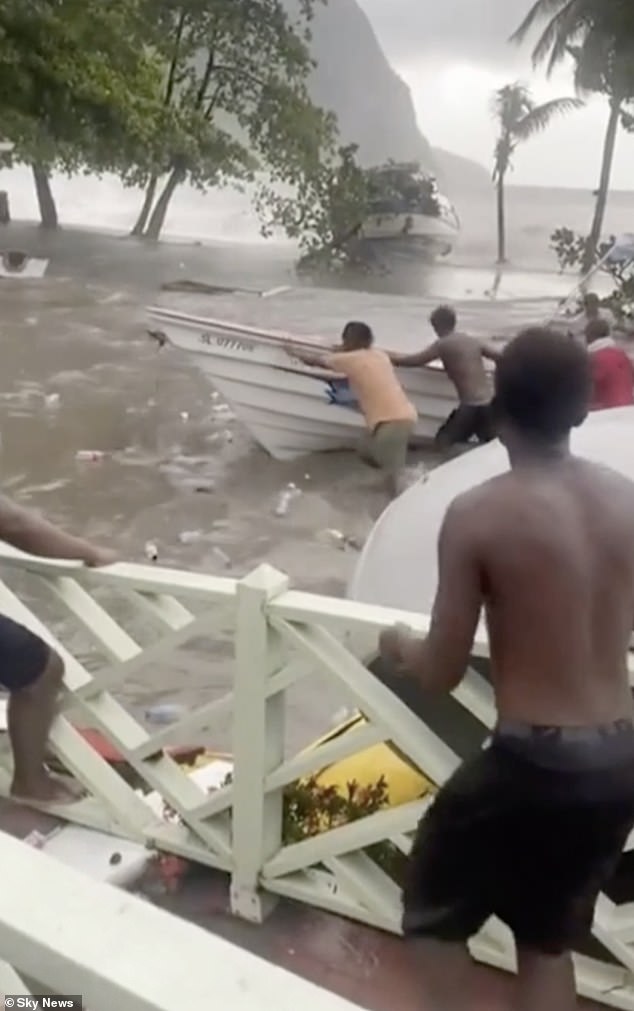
389;304;501;453
380;328;634;1010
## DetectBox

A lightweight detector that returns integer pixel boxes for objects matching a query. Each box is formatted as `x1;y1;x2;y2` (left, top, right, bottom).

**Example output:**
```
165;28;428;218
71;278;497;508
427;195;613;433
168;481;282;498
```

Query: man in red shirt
585;318;634;411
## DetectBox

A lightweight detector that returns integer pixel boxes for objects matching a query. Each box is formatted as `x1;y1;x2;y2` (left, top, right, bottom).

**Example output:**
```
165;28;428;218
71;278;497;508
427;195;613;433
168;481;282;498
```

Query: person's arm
479;340;502;363
0;497;115;566
388;341;441;368
285;343;335;370
379;498;483;691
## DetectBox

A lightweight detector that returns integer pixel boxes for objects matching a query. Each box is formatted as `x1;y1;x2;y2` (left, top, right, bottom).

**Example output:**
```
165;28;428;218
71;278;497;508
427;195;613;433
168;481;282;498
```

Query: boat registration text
200;332;255;353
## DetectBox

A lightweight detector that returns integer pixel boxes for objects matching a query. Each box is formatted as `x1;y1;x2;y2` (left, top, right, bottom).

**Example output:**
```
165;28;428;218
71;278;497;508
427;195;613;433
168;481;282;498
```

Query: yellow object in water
303;713;436;808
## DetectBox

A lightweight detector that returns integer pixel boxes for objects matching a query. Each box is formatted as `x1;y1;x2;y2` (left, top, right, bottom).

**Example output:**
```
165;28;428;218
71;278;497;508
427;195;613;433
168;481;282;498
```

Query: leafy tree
127;0;335;241
0;0;165;228
512;0;634;271
491;83;582;263
255;143;369;272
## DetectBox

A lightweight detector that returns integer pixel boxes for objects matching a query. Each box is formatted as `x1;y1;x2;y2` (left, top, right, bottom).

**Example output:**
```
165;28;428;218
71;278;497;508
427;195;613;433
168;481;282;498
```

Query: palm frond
513;96;585;140
510;0;576;47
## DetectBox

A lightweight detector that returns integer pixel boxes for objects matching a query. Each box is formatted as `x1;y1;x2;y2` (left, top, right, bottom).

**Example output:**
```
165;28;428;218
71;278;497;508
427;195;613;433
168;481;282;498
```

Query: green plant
549;227;634;319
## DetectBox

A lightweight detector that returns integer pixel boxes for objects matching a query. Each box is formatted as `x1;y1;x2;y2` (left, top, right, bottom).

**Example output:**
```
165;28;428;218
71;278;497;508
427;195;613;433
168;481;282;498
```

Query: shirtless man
380;328;634;1011
389;305;500;452
0;497;114;804
287;321;417;498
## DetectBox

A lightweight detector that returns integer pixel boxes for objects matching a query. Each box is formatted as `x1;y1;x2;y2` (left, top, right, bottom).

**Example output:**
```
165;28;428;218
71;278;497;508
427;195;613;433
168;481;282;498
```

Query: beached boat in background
0;250;49;279
359;163;460;260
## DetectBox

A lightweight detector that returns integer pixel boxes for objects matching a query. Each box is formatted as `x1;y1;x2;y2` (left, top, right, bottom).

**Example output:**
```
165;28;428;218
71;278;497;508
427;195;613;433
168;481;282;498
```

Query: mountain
302;0;489;194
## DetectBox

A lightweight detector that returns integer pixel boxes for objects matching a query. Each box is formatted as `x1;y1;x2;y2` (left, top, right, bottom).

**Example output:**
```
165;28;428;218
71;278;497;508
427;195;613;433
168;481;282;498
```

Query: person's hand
83;546;117;567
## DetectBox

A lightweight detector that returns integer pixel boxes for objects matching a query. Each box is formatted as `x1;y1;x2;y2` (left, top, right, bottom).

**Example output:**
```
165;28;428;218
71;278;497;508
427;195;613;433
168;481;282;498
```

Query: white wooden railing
0;544;632;1008
0;829;367;1010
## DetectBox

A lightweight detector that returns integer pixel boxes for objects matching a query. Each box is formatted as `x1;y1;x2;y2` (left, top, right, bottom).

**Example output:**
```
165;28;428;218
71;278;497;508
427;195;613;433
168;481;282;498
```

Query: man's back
328;348;417;429
436;333;492;405
462;458;634;726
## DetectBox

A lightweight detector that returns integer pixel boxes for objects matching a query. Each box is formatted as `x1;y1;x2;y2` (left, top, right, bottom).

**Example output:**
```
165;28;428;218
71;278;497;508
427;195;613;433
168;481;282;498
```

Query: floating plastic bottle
212;546;231;568
144;541;158;561
75;450;105;462
145;703;186;726
178;529;203;545
274;482;301;517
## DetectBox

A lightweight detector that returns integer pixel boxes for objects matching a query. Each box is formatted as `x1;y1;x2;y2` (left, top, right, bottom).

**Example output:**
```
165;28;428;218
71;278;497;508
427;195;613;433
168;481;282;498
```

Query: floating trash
212;546;232;568
144;541;159;561
145;703;186;726
75;450;105;462
179;411;189;422
44;393;60;408
274;482;301;517
178;530;203;545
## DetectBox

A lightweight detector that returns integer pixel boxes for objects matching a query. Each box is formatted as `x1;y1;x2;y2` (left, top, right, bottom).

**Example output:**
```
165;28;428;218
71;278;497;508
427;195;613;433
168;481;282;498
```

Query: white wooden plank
0;831;368;1011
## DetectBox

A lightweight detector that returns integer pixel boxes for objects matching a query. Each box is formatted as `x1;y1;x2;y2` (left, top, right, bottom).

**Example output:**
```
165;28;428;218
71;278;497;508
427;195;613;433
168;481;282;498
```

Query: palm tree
512;0;634;271
492;83;583;263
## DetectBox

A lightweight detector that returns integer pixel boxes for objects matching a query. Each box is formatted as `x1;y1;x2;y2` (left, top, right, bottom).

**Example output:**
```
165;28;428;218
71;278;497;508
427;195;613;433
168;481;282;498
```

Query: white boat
147;287;560;462
0;251;49;279
359;163;460;259
349;406;634;612
148;305;465;460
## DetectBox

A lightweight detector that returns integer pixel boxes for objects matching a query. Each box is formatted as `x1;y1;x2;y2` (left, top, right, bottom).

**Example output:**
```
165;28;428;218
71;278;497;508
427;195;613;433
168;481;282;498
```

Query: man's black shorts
435;403;494;448
403;721;634;954
0;614;49;691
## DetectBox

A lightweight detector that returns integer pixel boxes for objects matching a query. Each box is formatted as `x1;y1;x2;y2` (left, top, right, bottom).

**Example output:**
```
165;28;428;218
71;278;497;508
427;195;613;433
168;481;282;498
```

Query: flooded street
0;232;429;749
0;222;578;748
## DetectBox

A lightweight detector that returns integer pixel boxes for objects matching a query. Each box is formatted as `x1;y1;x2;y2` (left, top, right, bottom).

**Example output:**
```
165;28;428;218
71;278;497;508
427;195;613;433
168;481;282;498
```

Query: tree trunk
496;173;506;264
583;98;622;273
130;175;159;236
143;167;184;241
32;164;58;229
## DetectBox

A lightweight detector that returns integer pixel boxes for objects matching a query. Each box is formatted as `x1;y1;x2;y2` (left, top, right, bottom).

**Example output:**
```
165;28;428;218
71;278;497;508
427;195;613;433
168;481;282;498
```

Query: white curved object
147;305;460;459
0;253;48;279
349;407;634;612
359;209;459;258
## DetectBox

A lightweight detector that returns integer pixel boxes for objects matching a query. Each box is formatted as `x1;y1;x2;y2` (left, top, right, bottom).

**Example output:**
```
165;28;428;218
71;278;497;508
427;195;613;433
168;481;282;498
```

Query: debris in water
274;482;301;517
75;450;105;462
317;528;362;551
145;703;186;725
211;391;220;401
304;473;311;480
178;530;203;545
212;546;232;568
44;393;60;408
179;411;189;422
223;429;233;443
144;541;159;561
193;482;215;494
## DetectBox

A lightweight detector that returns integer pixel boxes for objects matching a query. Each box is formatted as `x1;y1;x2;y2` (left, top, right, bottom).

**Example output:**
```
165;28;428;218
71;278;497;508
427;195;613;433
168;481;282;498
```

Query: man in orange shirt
286;321;417;497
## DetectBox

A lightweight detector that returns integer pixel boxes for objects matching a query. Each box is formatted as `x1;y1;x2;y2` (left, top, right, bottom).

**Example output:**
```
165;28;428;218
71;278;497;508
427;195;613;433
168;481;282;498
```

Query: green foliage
549;226;634;318
128;0;336;238
0;0;165;175
491;83;582;182
255;142;370;272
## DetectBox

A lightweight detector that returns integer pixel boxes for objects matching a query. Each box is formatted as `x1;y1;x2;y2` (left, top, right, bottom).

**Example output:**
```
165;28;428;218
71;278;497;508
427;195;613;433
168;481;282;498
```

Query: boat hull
359;212;458;259
148;307;465;460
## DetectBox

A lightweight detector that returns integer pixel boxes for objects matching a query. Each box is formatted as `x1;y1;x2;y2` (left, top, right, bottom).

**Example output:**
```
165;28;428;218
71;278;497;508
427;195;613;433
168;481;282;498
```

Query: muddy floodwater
0;227;456;750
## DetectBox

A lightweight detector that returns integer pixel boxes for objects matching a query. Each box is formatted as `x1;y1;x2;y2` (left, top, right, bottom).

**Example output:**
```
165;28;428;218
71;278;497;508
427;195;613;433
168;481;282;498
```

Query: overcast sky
357;0;634;189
